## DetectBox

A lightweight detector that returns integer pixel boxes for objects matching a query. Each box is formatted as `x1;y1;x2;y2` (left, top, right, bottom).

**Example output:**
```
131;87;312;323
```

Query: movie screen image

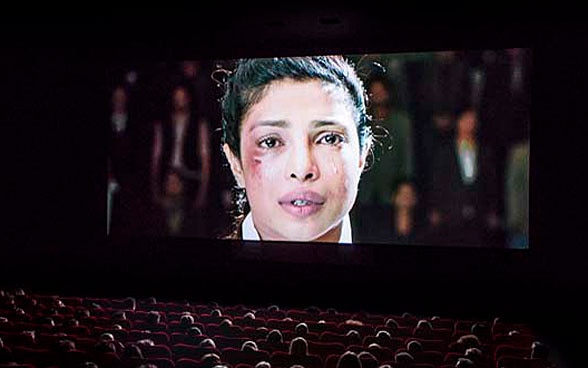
106;49;531;248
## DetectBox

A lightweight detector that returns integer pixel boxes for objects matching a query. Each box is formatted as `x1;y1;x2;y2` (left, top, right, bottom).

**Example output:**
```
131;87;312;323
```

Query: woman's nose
288;143;319;182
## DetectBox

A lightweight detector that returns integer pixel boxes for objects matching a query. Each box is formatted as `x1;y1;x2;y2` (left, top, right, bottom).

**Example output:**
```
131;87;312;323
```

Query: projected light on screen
106;49;531;249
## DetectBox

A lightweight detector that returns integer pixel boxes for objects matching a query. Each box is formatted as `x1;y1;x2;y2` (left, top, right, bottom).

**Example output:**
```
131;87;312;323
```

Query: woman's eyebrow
249;120;289;132
312;120;348;131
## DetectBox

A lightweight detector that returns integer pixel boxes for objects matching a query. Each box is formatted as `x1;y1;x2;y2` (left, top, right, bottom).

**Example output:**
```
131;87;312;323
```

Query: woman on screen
219;56;373;242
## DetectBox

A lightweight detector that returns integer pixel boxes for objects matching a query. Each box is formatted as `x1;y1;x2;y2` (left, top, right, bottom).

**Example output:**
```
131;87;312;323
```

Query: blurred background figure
427;106;503;246
505;138;529;248
176;59;232;237
107;84;137;237
421;106;456;202
355;178;427;245
357;73;414;207
150;82;211;236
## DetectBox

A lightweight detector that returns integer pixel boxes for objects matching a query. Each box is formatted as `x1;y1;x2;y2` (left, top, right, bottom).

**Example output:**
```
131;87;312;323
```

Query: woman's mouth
278;191;325;219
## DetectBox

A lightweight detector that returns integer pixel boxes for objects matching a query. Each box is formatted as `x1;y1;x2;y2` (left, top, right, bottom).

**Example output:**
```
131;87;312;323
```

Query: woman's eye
258;136;281;149
318;132;345;145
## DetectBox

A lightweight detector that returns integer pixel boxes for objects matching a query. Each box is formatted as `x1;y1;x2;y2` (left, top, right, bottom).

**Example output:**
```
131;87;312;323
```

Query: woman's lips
278;190;325;219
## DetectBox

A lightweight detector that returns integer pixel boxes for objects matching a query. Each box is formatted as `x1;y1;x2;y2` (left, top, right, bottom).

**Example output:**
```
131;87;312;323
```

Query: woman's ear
359;136;373;172
222;143;245;188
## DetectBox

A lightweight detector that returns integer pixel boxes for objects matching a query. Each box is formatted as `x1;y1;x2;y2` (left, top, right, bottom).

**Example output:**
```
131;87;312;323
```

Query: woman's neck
315;220;343;243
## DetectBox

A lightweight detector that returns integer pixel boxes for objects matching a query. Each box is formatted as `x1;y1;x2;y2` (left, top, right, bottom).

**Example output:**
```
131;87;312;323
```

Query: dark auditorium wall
2;8;587;366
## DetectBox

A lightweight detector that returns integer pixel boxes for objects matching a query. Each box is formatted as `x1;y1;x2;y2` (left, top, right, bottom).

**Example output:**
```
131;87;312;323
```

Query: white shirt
111;113;127;134
457;141;478;185
242;211;353;244
171;114;189;168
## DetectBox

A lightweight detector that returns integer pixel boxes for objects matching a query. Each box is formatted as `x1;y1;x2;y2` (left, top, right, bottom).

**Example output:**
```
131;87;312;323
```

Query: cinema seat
175;357;201;368
141;344;173;360
170;333;207;346
221;347;270;366
256;340;289;354
147;357;175;368
213;335;248;350
362;335;405;351
493;344;531;361
319;331;351;345
265;319;297;331
307;340;346;358
172;343;219;361
324;353;341;368
496;356;549;368
270;350;323;368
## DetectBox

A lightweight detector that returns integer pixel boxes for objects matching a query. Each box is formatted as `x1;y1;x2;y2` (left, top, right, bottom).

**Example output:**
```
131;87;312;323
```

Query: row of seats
0;289;555;368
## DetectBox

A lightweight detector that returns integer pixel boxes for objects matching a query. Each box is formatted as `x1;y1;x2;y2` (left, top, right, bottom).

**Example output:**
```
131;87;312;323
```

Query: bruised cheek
244;146;278;189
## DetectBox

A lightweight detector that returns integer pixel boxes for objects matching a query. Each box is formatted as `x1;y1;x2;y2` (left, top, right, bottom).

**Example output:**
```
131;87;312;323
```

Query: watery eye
259;137;280;148
319;133;345;145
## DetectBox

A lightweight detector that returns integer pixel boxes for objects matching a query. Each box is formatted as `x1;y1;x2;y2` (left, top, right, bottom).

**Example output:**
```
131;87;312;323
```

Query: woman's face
224;78;367;242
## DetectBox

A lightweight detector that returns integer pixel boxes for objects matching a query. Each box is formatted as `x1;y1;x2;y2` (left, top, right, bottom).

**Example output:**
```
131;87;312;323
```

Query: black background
2;6;587;367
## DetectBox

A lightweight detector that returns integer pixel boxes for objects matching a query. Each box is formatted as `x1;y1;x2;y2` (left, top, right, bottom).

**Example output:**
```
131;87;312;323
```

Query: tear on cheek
330;159;339;175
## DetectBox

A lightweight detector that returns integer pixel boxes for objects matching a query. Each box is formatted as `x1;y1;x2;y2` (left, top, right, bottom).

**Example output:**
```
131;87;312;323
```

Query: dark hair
289;337;308;356
267;329;283;343
384;318;399;330
295;322;309;337
112;310;126;320
394;351;414;366
121;344;144;360
244;312;256;319
241;340;258;352
180;314;195;327
221;56;372;159
346;330;361;345
455;357;475;368
200;338;216;349
56;339;76;353
219;318;233;329
531;341;550;359
201;353;221;368
187;326;203;336
415;319;433;330
147;311;161;324
358;351;379;368
457;334;481;349
64;318;79;327
336;351;362;368
122;297;136;310
406;339;422;354
255;362;271;368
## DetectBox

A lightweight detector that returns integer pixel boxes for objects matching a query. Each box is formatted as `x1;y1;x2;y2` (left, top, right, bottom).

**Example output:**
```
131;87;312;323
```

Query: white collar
242;211;353;244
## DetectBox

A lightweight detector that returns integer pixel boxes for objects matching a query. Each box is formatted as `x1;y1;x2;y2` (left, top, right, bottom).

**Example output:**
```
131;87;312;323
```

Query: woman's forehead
242;78;355;128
